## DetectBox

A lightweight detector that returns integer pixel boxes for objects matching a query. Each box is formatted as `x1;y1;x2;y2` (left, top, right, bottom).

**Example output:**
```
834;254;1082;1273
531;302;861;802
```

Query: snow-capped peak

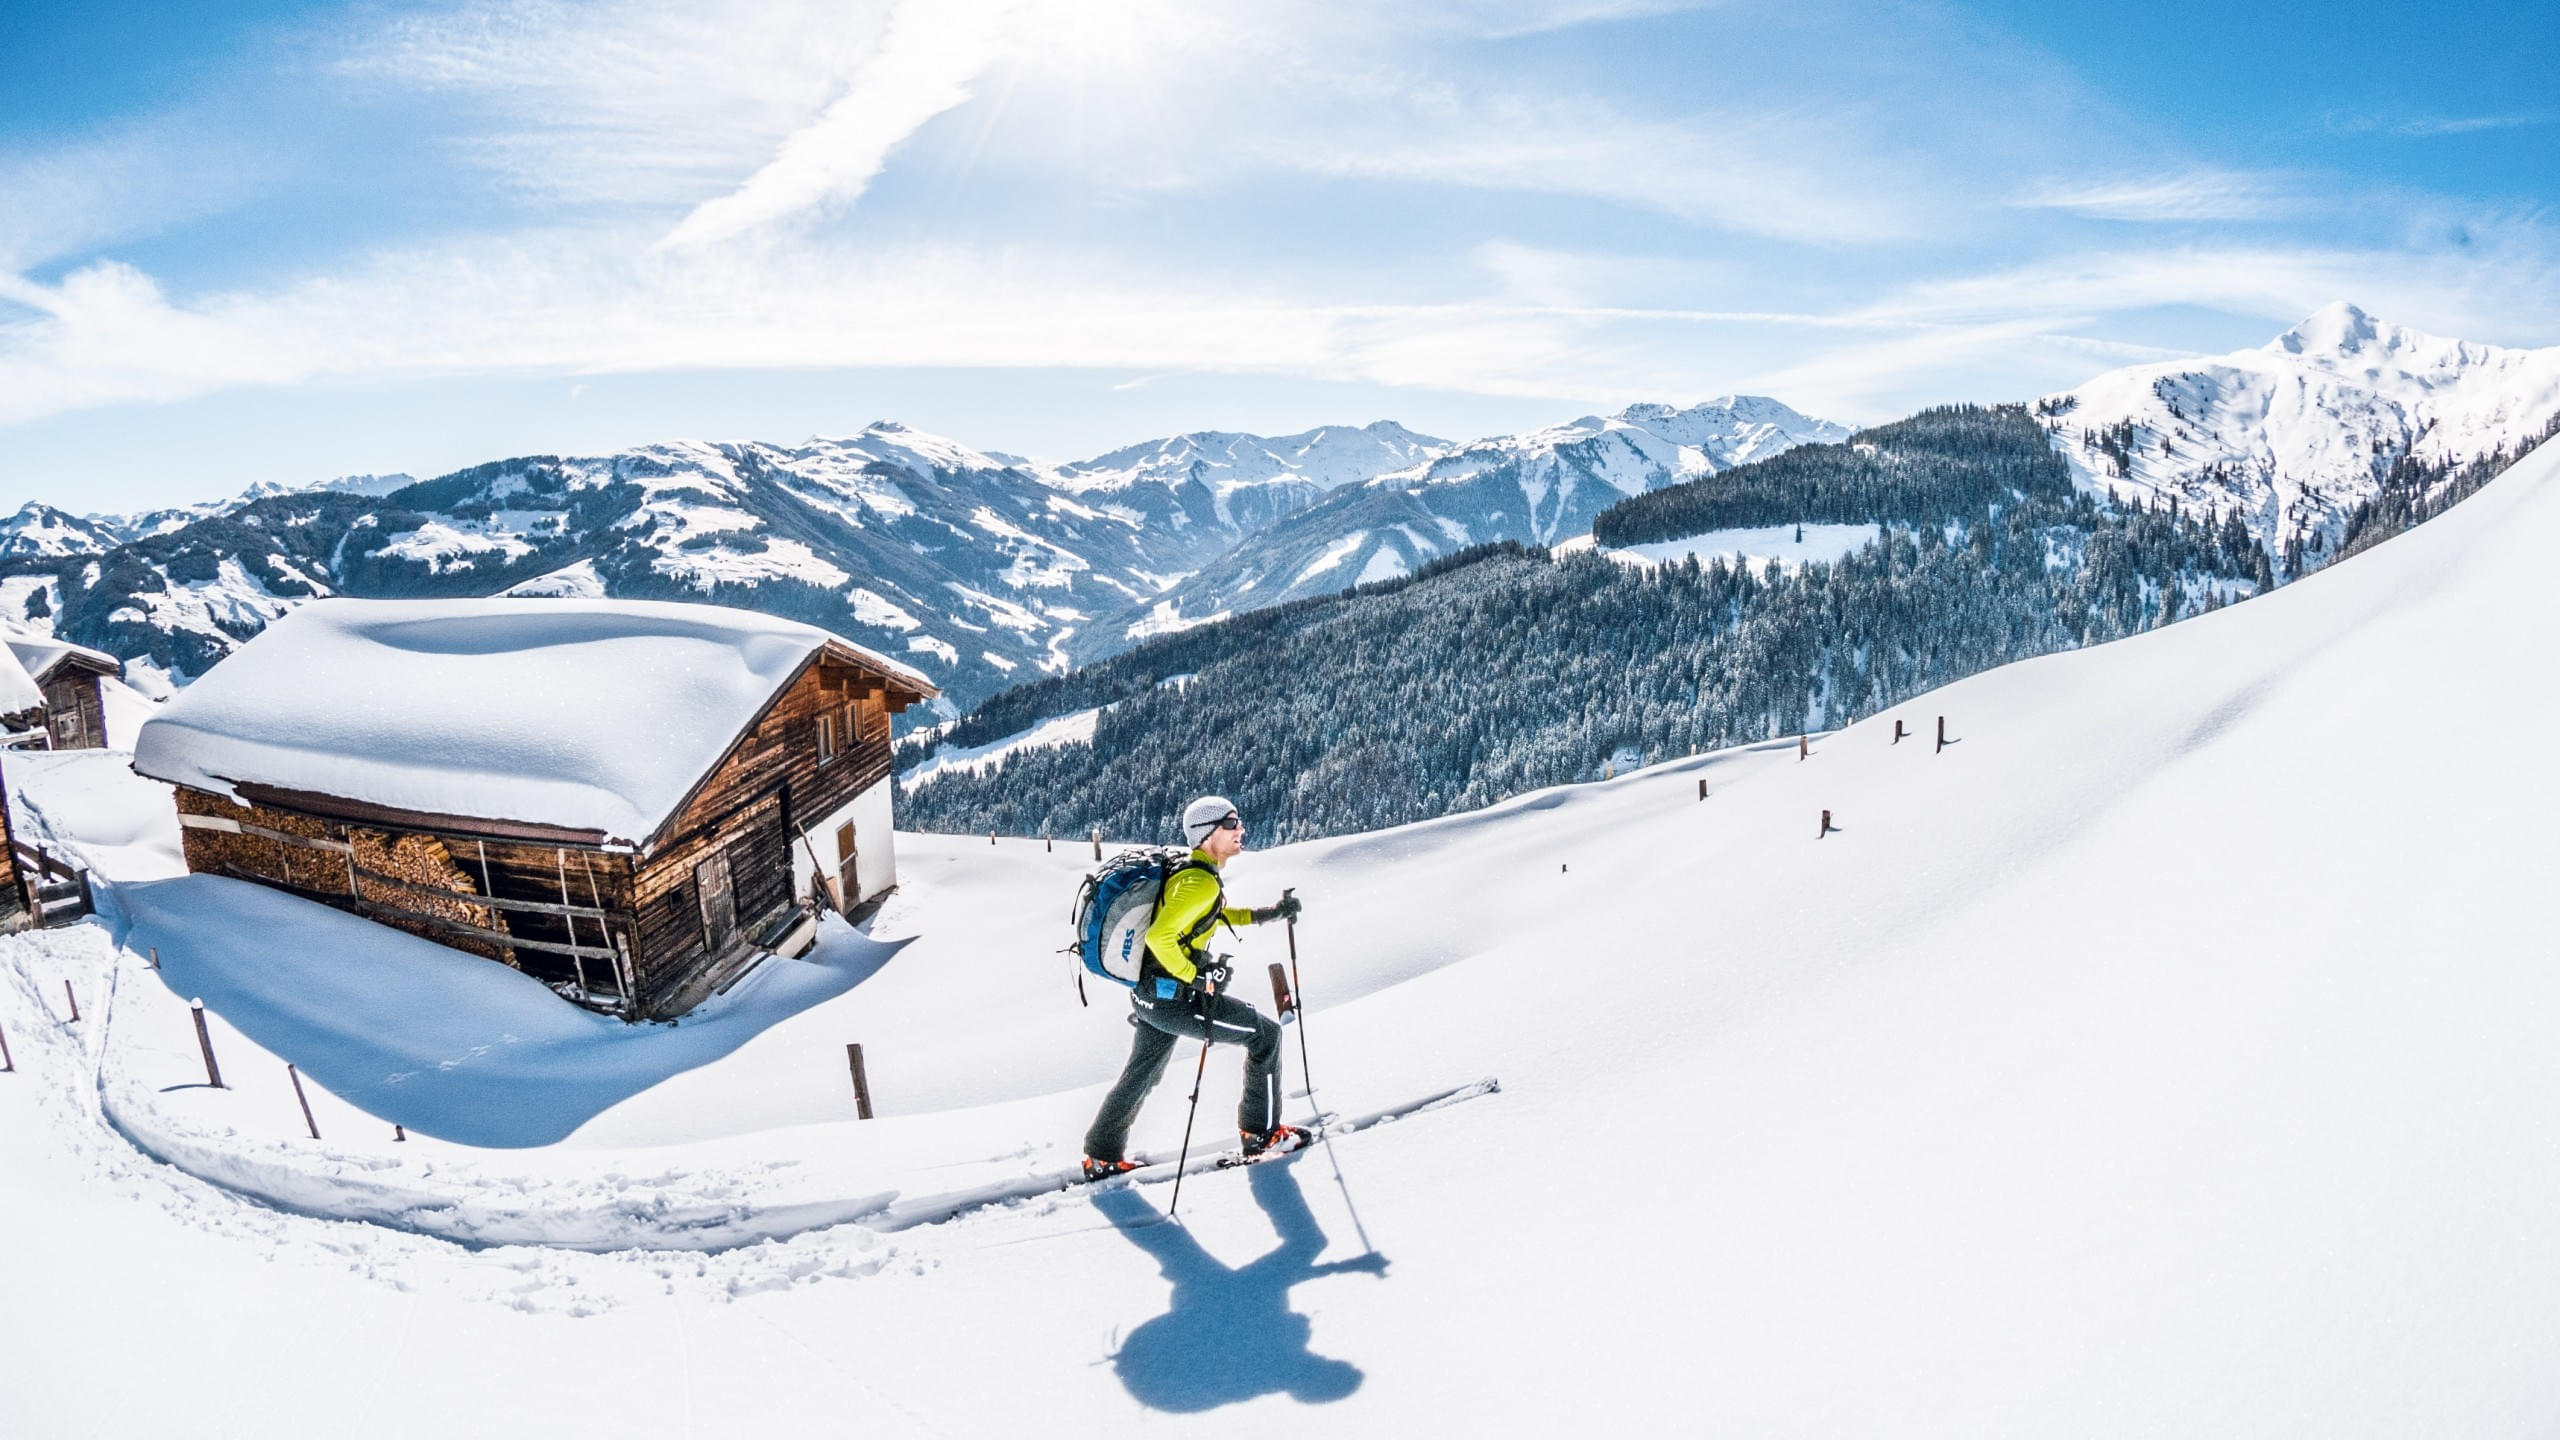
0;502;124;560
1047;421;1452;497
2270;300;2390;358
2042;304;2560;566
1388;394;1849;500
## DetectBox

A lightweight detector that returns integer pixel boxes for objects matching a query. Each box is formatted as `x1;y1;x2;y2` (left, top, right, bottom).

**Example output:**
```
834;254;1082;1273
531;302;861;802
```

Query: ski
867;1077;1500;1232
1187;1076;1497;1173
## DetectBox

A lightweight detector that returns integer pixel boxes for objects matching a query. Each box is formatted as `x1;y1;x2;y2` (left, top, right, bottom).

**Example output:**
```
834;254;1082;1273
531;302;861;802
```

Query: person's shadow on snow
1092;1159;1387;1411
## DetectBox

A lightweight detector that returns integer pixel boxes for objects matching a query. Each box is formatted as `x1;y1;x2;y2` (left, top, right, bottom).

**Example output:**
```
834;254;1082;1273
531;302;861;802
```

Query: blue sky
2;0;2552;510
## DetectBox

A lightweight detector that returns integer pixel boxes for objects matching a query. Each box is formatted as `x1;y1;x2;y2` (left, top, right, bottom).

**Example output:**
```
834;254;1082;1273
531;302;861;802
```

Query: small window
817;712;837;765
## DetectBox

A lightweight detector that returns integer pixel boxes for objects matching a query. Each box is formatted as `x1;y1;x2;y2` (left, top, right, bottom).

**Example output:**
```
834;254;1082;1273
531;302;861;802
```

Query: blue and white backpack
1068;847;1209;1004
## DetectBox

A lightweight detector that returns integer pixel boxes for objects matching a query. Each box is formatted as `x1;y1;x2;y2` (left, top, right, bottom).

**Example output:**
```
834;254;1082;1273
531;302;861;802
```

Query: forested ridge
897;405;2524;846
1591;404;2073;546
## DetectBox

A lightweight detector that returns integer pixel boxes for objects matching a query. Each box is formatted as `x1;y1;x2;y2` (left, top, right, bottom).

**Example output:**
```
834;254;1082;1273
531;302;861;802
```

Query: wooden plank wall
42;676;106;750
627;654;894;1012
172;787;641;1012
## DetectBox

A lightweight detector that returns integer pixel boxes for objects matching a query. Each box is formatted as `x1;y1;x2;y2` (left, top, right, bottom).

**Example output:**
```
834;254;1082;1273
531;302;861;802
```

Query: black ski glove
1249;894;1303;925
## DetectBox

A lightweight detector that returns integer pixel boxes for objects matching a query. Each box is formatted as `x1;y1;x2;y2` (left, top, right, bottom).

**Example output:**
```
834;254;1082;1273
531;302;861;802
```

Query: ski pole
1284;890;1315;1106
1166;977;1216;1221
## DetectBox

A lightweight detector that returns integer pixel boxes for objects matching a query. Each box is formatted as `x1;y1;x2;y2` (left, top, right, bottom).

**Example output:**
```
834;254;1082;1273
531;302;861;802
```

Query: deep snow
9;438;2560;1434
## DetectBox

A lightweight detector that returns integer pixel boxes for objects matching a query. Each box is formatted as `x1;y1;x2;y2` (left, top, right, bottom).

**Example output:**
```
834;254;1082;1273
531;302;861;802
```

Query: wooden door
834;821;858;910
695;848;737;952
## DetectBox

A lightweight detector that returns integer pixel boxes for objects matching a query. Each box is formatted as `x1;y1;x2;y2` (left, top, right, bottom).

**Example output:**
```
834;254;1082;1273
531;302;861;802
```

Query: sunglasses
1213;815;1243;831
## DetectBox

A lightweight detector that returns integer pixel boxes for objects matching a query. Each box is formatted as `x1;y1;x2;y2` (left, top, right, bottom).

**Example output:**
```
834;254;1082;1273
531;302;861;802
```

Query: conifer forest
899;405;2533;845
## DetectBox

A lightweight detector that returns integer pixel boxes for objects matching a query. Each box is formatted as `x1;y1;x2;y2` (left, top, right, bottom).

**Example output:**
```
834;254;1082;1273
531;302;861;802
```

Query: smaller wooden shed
131;598;936;1019
3;635;121;749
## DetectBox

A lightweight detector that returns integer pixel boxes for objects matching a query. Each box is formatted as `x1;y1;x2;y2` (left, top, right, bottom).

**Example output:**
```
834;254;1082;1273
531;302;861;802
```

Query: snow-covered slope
1086;396;1849;646
2042;302;2560;564
12;439;2560;1432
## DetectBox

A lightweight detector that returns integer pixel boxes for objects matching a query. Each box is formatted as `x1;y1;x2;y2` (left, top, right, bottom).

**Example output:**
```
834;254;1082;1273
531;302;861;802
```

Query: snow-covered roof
132;598;934;846
0;642;41;717
5;632;121;684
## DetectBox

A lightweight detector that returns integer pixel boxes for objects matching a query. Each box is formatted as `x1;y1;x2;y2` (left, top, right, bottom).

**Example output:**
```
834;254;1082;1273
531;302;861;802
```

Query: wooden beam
179;812;354;855
354;897;623;964
224;782;615;849
348;863;616;923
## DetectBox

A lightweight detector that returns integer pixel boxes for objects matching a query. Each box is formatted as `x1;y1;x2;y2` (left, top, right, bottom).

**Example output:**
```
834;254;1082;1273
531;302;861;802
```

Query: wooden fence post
287;1063;320;1140
1798;735;1809;760
1091;829;1103;862
190;999;224;1089
394;1124;407;1142
1697;778;1709;801
149;947;160;970
1892;719;1907;744
846;1043;875;1120
989;830;997;846
63;979;79;1024
1936;716;1949;753
1819;809;1833;839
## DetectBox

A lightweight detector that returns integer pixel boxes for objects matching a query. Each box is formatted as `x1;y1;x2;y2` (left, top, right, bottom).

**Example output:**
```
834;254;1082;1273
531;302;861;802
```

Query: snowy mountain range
1046;420;1450;564
8;306;2554;713
1085;396;1850;648
2039;302;2560;567
0;401;1844;710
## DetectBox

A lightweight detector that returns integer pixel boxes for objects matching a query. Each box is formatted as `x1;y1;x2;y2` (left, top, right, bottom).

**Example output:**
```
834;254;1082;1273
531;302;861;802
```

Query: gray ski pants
1083;985;1284;1162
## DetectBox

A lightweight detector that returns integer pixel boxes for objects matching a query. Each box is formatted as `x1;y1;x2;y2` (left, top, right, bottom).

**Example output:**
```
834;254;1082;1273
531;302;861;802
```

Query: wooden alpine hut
4;635;121;750
131;597;937;1020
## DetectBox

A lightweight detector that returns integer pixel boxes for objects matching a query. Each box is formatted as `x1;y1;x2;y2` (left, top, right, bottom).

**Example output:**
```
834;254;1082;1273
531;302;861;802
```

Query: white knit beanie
1182;795;1241;847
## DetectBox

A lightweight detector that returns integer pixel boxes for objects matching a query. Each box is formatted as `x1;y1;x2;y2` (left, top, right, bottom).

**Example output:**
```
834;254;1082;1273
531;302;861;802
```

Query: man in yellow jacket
1082;795;1306;1179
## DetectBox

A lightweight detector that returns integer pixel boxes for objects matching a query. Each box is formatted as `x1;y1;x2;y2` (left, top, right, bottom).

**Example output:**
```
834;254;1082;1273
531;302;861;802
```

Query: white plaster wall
792;774;899;908
850;775;898;901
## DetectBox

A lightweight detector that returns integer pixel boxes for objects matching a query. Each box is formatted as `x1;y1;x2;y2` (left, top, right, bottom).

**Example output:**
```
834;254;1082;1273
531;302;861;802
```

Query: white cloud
0;112;282;272
6;0;2558;459
2015;169;2304;224
659;0;1021;249
346;0;893;207
1253;96;1928;246
2326;110;2557;139
1454;0;1721;40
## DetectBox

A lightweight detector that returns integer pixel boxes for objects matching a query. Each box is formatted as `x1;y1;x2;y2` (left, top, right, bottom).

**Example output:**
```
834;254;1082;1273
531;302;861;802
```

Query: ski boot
1081;1156;1141;1182
1240;1124;1312;1160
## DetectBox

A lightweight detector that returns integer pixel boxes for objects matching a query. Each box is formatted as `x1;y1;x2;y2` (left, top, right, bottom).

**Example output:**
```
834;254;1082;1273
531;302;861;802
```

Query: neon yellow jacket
1144;848;1256;985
